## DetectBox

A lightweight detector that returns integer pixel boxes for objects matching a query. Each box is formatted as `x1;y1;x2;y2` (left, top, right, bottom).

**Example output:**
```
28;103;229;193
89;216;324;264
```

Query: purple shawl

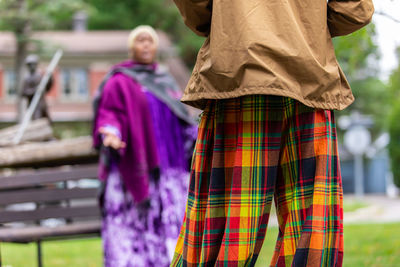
93;62;160;203
93;61;195;203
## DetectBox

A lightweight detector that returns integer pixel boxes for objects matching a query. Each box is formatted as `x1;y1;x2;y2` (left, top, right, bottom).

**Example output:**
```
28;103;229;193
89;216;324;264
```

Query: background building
0;29;190;122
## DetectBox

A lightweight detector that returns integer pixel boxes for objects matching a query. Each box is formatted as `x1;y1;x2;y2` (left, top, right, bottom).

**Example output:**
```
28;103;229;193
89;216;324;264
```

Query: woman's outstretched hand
99;127;127;150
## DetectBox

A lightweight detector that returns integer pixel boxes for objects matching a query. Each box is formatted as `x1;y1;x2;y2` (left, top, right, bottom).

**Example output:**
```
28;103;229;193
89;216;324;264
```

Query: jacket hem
181;86;354;111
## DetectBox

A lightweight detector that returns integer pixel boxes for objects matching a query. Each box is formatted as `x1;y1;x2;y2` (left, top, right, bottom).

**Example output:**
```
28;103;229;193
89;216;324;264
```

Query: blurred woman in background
93;25;196;267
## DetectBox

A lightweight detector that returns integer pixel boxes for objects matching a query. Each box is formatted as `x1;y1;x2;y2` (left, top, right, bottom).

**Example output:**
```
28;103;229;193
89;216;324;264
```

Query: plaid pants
171;95;343;266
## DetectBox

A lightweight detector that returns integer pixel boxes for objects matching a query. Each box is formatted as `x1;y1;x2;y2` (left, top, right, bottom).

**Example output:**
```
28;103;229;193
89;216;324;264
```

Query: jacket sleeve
173;0;212;37
327;0;374;37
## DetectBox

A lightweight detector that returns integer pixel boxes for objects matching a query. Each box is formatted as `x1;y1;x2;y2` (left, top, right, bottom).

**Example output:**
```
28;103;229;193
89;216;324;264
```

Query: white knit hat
127;25;159;50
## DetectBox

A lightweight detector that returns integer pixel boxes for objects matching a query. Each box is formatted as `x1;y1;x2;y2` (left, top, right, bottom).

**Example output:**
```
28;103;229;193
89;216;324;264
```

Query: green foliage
333;25;379;80
35;1;92;30
0;0;89;58
0;0;90;120
0;0;88;31
84;0;176;31
387;48;400;187
348;77;390;136
83;0;204;68
333;24;390;137
388;105;400;187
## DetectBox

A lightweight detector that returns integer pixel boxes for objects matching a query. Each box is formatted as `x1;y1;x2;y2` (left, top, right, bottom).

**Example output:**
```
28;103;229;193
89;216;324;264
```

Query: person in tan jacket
171;0;374;266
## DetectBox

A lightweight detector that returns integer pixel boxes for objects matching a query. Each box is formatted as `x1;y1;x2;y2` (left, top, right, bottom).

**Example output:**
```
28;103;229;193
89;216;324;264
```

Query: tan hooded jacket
174;0;374;110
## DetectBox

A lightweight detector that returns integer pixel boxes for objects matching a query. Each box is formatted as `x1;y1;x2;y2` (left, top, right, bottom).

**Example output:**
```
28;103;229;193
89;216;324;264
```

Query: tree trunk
14;0;31;122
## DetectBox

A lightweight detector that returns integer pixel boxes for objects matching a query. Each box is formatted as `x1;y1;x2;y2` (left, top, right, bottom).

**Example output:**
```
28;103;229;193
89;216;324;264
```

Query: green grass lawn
342;199;368;213
256;223;400;267
1;223;399;267
1;238;102;267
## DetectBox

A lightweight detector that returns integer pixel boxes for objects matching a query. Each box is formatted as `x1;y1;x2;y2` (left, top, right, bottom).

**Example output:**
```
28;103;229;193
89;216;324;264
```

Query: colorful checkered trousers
171;95;344;267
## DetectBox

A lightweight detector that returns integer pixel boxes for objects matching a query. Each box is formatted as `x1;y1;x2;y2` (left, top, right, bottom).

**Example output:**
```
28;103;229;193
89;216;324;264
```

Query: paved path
267;195;400;227
343;195;400;224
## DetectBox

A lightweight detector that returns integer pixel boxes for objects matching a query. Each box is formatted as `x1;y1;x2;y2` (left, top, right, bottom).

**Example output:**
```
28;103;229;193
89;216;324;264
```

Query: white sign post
344;125;371;197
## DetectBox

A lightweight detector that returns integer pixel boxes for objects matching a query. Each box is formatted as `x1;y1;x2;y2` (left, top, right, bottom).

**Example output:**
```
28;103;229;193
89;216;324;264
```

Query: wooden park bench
0;163;101;267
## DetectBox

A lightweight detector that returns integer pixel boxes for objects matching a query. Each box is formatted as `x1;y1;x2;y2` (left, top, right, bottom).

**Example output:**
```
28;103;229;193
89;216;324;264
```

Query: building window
3;69;17;100
60;68;89;101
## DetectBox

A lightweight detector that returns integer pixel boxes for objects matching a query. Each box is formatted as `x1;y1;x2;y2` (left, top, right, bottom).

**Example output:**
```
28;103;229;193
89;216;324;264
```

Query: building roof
0;30;173;55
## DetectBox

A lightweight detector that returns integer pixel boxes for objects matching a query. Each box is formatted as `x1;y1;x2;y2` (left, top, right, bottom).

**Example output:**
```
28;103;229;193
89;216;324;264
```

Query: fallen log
0;136;98;169
0;119;54;147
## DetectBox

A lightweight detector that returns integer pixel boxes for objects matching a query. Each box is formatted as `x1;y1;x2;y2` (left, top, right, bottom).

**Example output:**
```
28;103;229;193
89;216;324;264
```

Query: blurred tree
0;0;87;121
388;104;400;187
333;25;378;80
81;0;204;67
333;24;390;137
387;47;400;187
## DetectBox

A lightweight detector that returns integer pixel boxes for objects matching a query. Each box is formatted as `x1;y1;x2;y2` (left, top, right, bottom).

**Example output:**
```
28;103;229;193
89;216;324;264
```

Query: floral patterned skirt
102;165;189;267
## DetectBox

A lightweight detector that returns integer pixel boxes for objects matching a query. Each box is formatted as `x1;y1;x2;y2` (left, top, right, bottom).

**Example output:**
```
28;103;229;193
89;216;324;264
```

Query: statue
22;54;53;121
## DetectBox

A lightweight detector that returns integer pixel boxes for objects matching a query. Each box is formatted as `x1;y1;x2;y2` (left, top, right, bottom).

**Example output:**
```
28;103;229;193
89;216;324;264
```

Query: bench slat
0;188;98;205
0;165;98;190
0;206;100;224
0;221;101;243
